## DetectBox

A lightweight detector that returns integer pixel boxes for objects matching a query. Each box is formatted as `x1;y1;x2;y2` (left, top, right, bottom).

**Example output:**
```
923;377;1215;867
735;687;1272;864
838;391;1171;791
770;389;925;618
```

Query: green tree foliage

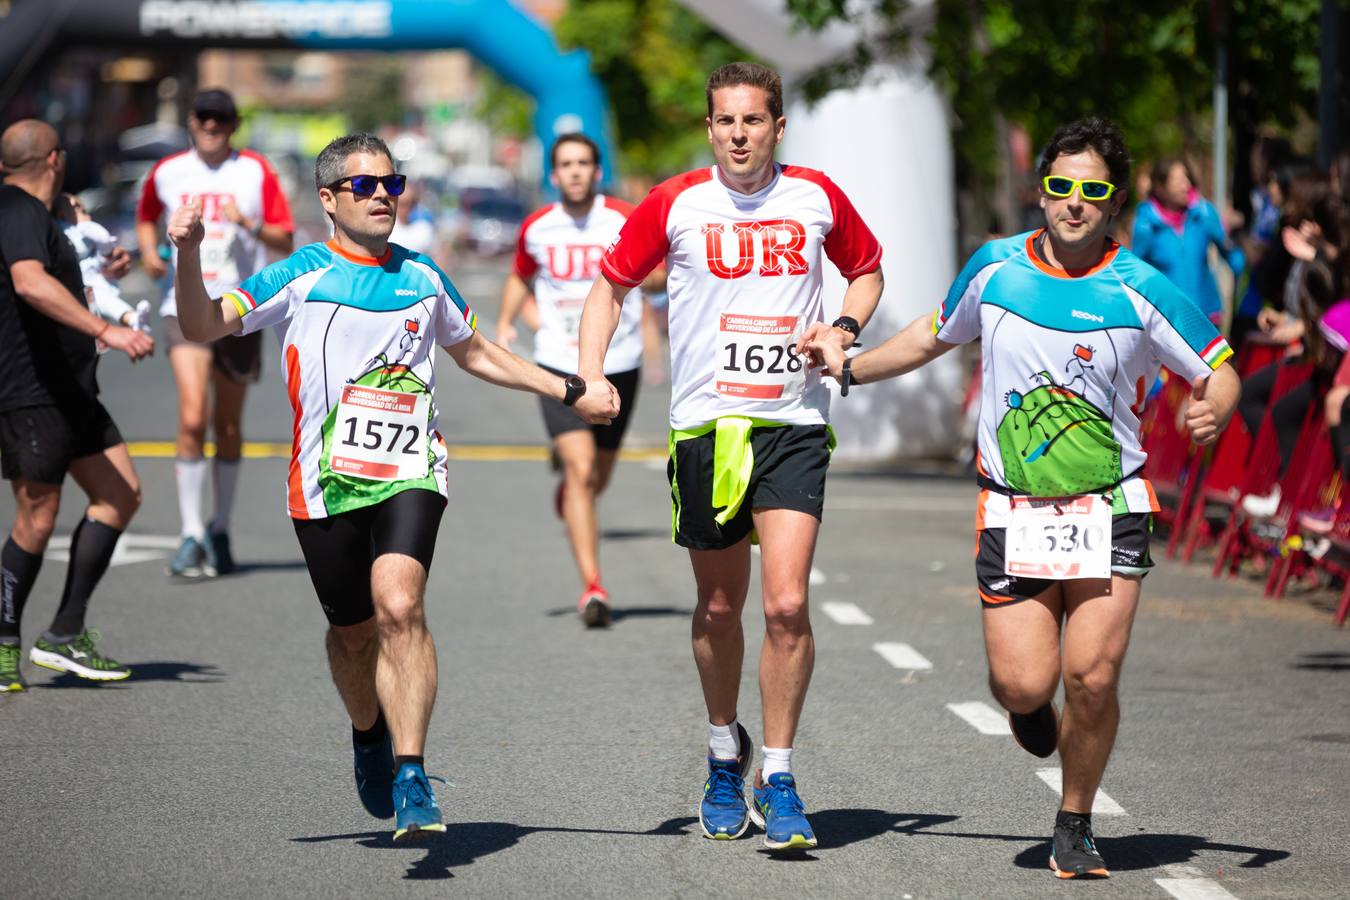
785;0;1322;190
555;0;752;177
474;68;535;140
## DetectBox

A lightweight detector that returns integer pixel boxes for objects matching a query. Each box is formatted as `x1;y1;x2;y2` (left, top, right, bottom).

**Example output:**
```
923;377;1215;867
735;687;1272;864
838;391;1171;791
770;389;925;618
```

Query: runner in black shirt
0;119;154;691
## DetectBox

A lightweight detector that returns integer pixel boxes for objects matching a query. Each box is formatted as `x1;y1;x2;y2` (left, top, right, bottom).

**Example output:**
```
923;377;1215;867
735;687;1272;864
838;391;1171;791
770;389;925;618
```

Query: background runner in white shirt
136;89;295;579
167;131;616;843
574;63;884;851
497;134;663;626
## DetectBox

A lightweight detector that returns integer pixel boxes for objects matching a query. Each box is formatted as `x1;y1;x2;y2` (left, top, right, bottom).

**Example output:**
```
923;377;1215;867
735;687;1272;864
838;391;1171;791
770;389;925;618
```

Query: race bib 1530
1005;494;1112;580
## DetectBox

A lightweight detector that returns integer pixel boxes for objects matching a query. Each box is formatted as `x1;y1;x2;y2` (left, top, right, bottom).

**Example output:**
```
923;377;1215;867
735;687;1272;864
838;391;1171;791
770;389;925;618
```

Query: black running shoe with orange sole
1050;814;1110;879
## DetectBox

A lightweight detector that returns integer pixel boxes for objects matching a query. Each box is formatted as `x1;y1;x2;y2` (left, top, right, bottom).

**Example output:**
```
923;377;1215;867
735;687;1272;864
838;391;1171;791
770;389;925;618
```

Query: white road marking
1155;878;1239;900
873;642;933;670
1035;768;1126;816
946;701;1011;735
46;533;182;568
821;601;874;625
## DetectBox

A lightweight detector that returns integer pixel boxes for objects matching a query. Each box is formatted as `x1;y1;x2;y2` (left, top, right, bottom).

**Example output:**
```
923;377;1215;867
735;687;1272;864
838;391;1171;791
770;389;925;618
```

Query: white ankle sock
210;459;241;534
708;720;740;761
175;458;208;541
762;746;793;779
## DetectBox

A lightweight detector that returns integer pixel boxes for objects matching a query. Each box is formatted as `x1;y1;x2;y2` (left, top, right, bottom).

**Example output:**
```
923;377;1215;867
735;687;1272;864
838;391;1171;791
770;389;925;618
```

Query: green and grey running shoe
0;642;25;692
30;630;131;681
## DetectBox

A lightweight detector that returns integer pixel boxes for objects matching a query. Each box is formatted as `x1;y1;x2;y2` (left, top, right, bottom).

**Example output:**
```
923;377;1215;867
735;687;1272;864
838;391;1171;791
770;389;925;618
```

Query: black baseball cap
191;89;238;121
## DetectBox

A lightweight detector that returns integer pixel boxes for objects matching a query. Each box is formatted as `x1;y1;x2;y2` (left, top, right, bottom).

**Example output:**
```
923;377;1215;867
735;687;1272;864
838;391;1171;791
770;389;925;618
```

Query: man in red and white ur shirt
575;62;884;851
136;89;294;579
496;134;661;627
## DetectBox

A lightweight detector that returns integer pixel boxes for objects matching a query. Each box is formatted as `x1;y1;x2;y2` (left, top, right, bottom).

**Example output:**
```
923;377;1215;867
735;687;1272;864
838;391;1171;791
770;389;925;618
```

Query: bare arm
222;200;293;254
577;273;632;380
795;267;885;359
256;224;293;255
1185;362;1241;445
495;272;533;346
11;260;153;361
442;331;617;425
809;312;956;385
167;200;244;342
135;220;166;278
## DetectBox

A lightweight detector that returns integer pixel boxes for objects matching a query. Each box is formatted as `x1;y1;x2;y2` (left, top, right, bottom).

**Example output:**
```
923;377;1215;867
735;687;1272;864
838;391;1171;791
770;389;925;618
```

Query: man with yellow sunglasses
808;117;1240;880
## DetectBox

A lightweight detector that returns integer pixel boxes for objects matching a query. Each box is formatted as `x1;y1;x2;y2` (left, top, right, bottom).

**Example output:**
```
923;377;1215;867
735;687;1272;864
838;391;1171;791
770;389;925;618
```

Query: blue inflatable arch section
4;0;614;182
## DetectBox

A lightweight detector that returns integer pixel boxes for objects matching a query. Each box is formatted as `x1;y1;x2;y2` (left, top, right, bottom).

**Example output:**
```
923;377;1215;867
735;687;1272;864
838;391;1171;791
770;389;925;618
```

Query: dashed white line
873;642;933;670
946;701;1011;735
821;601;874;625
1154;877;1239;900
1035;768;1126;816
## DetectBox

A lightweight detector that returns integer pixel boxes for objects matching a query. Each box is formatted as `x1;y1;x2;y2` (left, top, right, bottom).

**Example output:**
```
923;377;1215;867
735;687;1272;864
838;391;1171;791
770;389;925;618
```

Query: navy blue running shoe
749;772;817;851
392;763;446;841
353;732;394;819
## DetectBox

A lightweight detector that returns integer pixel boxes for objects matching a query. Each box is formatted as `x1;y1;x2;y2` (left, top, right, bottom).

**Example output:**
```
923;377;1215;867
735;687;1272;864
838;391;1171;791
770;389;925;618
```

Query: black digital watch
562;374;586;407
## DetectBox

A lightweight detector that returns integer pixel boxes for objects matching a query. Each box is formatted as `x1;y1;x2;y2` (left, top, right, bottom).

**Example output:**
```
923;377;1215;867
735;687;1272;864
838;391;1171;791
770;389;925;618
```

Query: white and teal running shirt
227;239;478;520
934;230;1233;529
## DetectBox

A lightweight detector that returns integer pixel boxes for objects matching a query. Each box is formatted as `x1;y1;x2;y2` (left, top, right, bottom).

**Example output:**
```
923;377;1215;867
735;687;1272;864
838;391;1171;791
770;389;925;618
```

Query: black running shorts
164;315;264;384
538;365;640;452
669;423;830;551
0;400;124;485
975;513;1153;608
291;488;447;626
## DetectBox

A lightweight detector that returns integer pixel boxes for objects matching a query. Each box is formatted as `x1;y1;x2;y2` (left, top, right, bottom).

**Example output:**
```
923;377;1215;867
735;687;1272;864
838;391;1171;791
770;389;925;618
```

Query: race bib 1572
716;313;806;400
328;384;430;482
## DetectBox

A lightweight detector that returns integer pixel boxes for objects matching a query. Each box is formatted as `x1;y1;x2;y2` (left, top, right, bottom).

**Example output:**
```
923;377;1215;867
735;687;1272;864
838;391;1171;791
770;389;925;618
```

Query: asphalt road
1;255;1347;899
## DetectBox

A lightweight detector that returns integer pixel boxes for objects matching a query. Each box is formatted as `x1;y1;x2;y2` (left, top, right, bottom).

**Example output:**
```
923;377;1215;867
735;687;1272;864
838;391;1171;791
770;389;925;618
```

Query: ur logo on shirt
546;244;605;280
701;219;809;279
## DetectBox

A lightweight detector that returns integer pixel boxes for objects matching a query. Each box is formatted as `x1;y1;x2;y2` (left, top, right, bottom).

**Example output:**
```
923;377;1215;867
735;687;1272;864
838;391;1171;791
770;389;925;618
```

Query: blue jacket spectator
1132;158;1245;323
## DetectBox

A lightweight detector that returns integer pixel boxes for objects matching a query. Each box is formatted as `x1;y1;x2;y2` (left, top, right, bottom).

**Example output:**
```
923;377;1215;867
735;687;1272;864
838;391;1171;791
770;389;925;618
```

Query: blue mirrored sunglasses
327;174;407;198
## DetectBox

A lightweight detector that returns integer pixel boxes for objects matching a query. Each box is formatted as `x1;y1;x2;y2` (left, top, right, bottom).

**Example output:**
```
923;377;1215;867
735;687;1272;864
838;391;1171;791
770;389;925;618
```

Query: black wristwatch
562;374;586;407
841;358;855;397
831;316;861;343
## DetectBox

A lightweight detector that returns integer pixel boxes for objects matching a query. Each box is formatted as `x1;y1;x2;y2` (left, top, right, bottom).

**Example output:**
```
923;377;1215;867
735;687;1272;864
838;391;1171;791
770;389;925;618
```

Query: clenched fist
167;198;206;249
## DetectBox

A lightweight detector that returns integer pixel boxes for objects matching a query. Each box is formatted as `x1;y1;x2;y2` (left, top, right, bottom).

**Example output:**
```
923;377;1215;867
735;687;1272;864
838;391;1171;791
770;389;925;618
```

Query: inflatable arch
0;0;614;182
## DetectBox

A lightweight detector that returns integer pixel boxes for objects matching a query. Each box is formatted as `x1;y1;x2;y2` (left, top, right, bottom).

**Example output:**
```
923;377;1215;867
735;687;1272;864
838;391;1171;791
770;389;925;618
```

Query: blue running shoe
353;732;394;820
749;772;818;851
700;757;749;839
699;721;753;840
392;763;446;842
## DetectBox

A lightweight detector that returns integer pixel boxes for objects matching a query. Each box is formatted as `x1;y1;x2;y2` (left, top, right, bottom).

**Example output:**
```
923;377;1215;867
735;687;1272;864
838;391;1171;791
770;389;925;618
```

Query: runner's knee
373;590;426;634
988;669;1057;714
695;589;742;633
1062;661;1120;711
762;589;810;635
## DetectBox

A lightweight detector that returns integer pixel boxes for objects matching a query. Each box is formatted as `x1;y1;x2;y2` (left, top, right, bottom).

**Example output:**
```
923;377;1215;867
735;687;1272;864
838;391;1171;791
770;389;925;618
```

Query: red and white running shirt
136;148;294;317
601;164;881;429
513;195;644;374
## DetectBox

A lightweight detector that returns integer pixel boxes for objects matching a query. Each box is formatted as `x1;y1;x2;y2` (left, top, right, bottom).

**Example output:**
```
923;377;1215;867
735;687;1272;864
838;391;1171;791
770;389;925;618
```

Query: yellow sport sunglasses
1042;175;1118;201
